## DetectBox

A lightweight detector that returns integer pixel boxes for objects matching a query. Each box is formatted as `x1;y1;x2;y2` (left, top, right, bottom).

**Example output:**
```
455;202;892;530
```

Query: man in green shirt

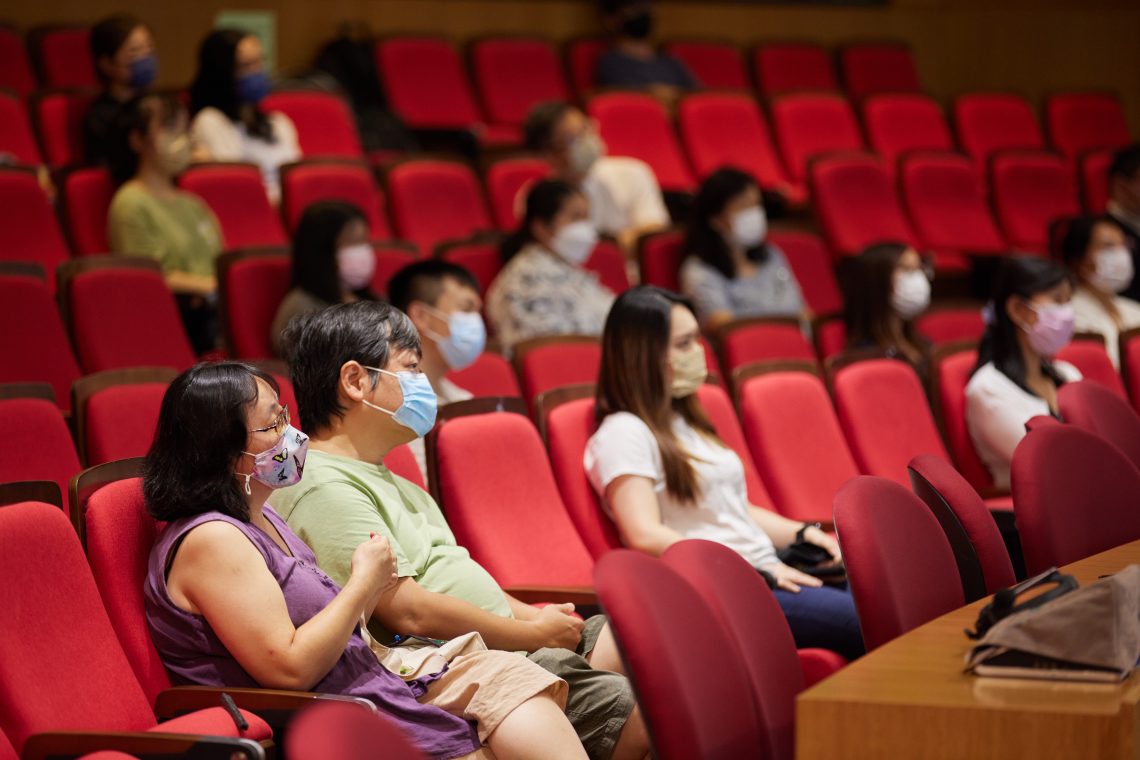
271;301;646;760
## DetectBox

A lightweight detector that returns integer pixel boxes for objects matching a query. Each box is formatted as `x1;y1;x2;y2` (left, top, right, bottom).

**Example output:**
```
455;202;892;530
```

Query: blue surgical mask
362;367;438;438
423;306;486;371
128;54;158;89
236;70;271;105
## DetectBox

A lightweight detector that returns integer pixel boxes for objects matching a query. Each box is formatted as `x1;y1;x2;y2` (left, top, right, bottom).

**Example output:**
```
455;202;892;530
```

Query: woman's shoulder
191;106;233;130
965;362;1004;397
266;110;299;139
1054;360;1082;382
590;411;656;449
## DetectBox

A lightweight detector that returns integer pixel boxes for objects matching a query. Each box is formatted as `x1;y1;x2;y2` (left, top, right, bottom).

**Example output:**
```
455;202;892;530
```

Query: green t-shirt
107;182;222;277
270;449;513;641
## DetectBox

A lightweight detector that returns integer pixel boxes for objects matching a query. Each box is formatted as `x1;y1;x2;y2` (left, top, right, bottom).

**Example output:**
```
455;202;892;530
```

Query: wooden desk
796;540;1140;760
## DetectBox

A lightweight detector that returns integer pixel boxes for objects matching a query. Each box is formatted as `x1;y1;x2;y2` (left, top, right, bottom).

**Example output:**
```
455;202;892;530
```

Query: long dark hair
144;362;279;523
189;28;274;142
596;286;720;504
90;14;145;83
973;256;1073;393
682;168;769;278
291;200;375;304
1058;214;1126;271
843;241;925;351
500;179;581;262
107;93;182;186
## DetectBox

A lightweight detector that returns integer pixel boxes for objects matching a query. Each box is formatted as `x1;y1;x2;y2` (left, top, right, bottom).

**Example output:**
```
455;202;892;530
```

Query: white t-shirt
1070;286;1140;368
190;107;301;204
584;411;778;569
581;156;669;237
409;377;475;486
965;360;1082;490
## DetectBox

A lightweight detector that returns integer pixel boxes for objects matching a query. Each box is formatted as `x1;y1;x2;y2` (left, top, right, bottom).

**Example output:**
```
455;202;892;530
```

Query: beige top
107;182;222;277
1070;286;1140;368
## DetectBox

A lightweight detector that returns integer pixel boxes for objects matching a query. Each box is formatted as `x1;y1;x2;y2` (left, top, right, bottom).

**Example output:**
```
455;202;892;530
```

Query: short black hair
283;301;422;434
524;100;574;153
144;362;278;523
90;14;145;82
291;200;374;304
387;259;480;313
1109;143;1140;183
107;93;183;185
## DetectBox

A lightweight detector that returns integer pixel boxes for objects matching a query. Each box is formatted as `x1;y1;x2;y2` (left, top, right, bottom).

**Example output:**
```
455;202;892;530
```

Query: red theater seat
1057;379;1140;478
443;351;521;399
900;152;1007;256
513;335;601;406
584;239;630;294
436;238;502;298
217;249;291;360
0;168;70;281
470;37;569;131
915;306;986;346
662;40;749;90
770;93;863;185
953;93;1045;168
387;160;492;252
0;91;42;165
768;229;842;315
261;90;363;158
752;43;837;100
30;88;93;167
0;393;80;506
0;26;36;97
287;703;426;760
566;37;607;99
1055;337;1126;399
637;228;685;291
483;156;549;231
0;273;81;411
370;242;420;297
59;166;114;256
990;152;1080;254
588;92;695;193
1045;92;1131;162
809;153;918;258
861;93;953;169
1080;149;1113;213
931;345;995;493
279;160;390;238
29;25;96;88
718;318;816;376
838;43;922;101
177;163;287;249
73;369;176;467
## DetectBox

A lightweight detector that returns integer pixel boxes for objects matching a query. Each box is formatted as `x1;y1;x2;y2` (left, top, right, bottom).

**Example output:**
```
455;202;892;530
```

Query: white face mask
891;270;932;319
1089;245;1134;294
336;244;376;292
728;206;767;250
550;220;598;266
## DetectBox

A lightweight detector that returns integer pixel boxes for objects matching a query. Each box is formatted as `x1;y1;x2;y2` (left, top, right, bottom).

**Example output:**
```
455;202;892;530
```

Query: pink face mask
1023;303;1074;358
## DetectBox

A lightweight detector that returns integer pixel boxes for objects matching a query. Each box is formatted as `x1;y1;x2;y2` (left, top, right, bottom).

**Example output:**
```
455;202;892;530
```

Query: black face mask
621;11;653;40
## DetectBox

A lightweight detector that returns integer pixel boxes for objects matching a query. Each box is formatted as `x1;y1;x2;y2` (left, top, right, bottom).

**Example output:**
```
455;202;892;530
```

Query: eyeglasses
249;405;290;436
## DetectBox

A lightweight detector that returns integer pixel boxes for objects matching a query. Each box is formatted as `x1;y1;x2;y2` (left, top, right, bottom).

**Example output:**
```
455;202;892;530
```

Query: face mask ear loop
243;472;252;496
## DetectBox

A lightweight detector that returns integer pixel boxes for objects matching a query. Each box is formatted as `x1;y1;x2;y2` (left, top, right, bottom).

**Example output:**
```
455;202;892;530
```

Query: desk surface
796;539;1140;760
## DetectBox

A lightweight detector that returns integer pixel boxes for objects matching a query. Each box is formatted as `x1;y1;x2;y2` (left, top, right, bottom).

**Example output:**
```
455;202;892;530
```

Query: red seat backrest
0;398;80;506
1056;339;1127;399
810;153;917;257
720;320;816;374
437;239;502;298
0;169;71;283
832;359;950;485
752;43;837;99
30;26;96;88
374;37;481;130
566;37;607;99
279;160;390;238
1080;149;1113;214
594;550;763;760
738;371;860;524
370;243;420;297
387;160;491;252
771;94;864;184
384;443;426;491
861;93;952;168
677;92;792;192
177;163;287;249
219;251;290;360
0;27;36;97
1011;424;1140;574
83;383;169;466
0;275;81;412
1045;92;1131;160
433;411;594;588
583;239;630;295
915;307;986;346
838;44;922;101
638;229;685;291
261;90;363;158
484;157;550;231
470;38;569;128
588;92;695;192
0;92;42;165
30;89;93;167
990;152;1080;254
900;153;1007;255
933;347;994;492
833;476;963;651
59;166;114;256
1122;331;1140;415
287;702;428;760
443;352;521;398
768;229;842;315
953;93;1045;167
516;339;602;403
815;318;847;362
1057;379;1140;478
662;41;749;90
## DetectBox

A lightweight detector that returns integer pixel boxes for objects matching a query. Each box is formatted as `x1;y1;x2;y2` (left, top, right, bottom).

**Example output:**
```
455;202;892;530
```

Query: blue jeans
773;584;865;661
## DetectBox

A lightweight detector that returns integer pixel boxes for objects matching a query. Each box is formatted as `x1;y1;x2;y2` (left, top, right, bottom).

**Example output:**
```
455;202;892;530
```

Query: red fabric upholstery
59;166;114;255
1122;331;1140;415
374;37;481;130
738;371;859;523
0;397;80;505
0;92;42;164
30;89;93;167
838;44;922;101
662;41;749;90
1011;424;1140;574
516;339;602;404
177;164;287;249
387;160;491;252
1080;149;1113;213
437;240;502;298
770;93;863;183
953;93;1045;167
594;550;763;760
0;27;36;97
1055;339;1127;399
638;229;684;291
1058;380;1140;471
433;411;594;588
584;239;630;294
146;707;269;742
664;539;817;760
0;169;70;281
834;476;964;651
933;347;995;492
861;94;952;168
752;43;837;99
471;38;569;129
83;382;168;466
677;92;798;199
66;265;197;373
370;243;420;297
833;359;950;485
566;37;607;98
720;320;815;374
588;92;695;192
991;151;1080;254
810;153;916;258
30;26;95;88
696;383;774;508
768;230;842;315
444;351;521;398
280;160;390;238
484;156;549;230
915;307;986;346
0;275;81;411
1045;92;1131;161
907;454;1016;597
384;444;426;490
814;318;847;361
219;251;291;360
0;729;15;760
261;90;363;158
287;702;426;760
798;649;847;689
900;152;1007;255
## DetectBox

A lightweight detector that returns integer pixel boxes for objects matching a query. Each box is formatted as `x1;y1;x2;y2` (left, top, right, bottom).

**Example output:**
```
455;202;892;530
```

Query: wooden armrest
155;685;375;725
505;586;597;607
22;730;265;760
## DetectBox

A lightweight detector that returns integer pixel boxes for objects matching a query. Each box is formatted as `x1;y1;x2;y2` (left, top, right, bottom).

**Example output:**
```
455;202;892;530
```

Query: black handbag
777;541;847;587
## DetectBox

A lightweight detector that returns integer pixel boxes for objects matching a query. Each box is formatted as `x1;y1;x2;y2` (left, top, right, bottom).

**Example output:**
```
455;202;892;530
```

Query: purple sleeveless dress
144;507;480;759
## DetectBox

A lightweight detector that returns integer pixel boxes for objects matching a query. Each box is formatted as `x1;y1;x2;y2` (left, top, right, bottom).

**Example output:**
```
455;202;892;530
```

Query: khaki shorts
526;615;635;760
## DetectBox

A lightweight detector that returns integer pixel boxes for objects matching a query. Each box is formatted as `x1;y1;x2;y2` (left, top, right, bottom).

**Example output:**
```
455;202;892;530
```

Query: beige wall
8;0;1139;128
